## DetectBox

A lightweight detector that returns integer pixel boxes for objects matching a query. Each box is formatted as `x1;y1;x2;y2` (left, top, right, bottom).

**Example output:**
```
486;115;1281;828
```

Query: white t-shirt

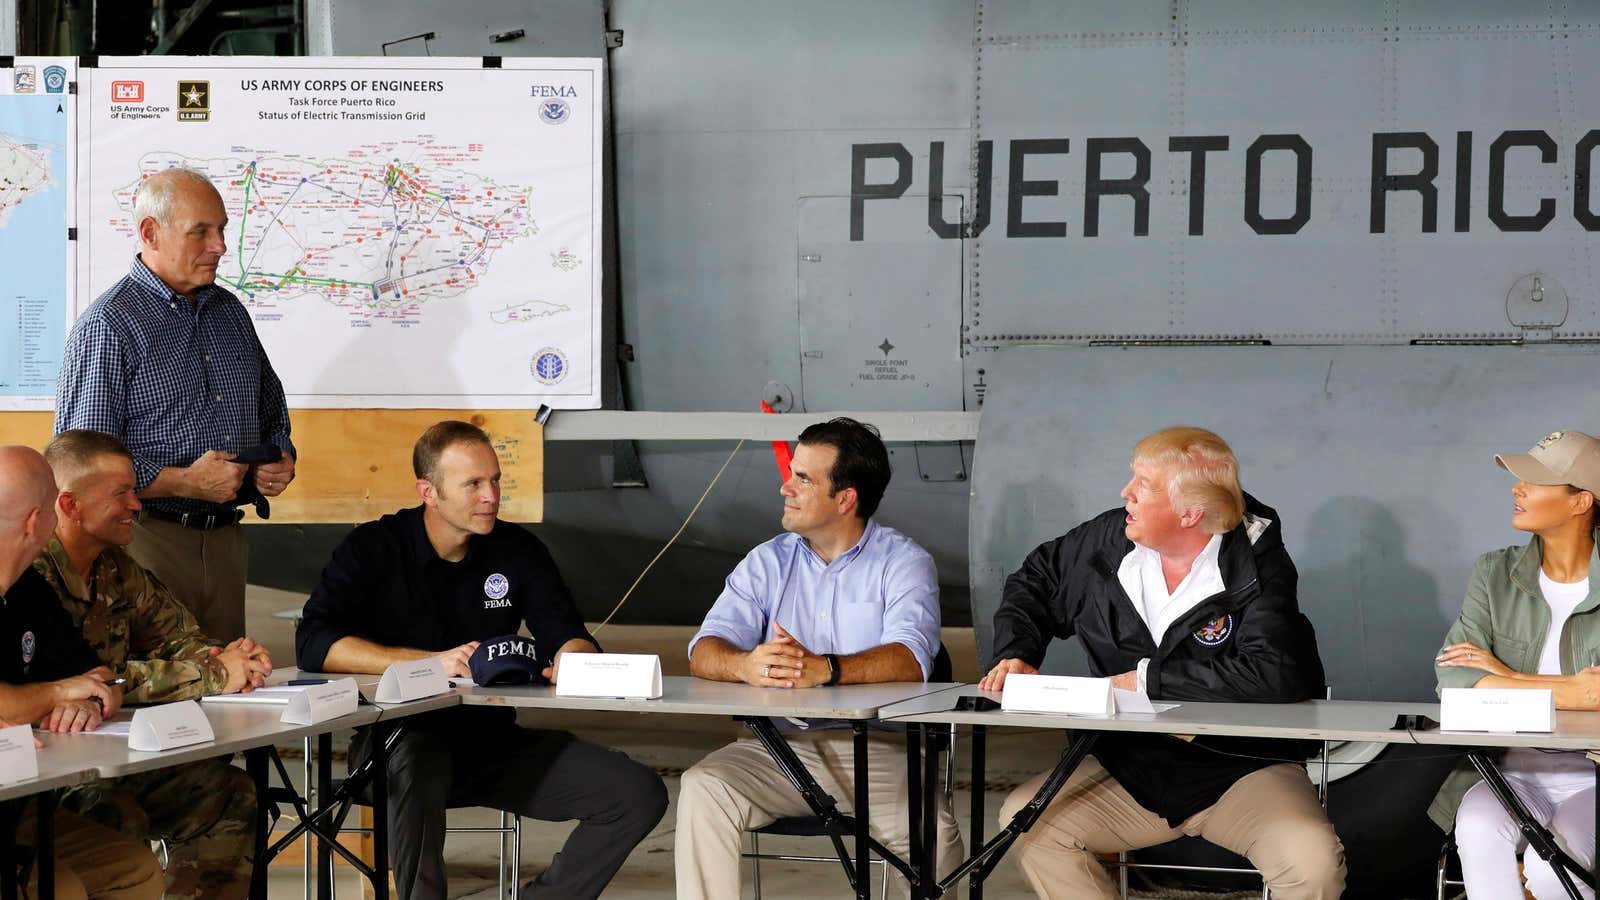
1503;569;1593;782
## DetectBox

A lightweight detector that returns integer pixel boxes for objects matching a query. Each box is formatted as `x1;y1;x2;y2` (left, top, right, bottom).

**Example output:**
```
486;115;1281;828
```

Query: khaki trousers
16;805;164;900
675;732;965;900
128;514;247;641
998;757;1345;900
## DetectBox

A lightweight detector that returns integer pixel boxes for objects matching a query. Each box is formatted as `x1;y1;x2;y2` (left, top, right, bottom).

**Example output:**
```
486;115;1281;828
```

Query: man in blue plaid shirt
54;167;296;641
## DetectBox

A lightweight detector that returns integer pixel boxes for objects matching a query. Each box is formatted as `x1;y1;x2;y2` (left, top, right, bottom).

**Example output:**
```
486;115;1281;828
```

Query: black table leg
906;725;923;900
317;733;333;900
371;727;391;900
940;731;1098;897
34;793;51;900
854;723;869;900
741;717;918;892
970;724;986;900
247;748;270;900
923;723;939;897
1466;750;1592;898
0;799;17;900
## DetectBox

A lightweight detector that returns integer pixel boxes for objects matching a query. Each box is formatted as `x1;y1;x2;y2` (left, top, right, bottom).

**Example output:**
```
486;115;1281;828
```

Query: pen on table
287;678;330;686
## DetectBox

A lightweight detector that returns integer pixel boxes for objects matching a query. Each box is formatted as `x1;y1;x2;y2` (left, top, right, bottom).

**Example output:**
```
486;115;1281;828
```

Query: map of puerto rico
0;134;55;228
0;79;70;407
111;139;538;323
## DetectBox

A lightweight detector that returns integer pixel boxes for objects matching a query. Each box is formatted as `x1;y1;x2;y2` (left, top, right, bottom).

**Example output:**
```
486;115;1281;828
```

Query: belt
142;507;244;531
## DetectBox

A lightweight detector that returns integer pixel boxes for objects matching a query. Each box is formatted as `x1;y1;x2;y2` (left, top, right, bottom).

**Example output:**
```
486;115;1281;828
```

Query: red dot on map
477;242;484;247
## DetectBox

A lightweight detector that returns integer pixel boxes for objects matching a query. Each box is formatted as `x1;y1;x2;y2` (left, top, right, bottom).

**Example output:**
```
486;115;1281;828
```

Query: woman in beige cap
1434;429;1600;898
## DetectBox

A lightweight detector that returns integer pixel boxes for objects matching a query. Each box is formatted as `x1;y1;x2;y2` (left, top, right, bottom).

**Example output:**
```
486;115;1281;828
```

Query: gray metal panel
0;0;16;55
319;0;605;56
609;0;976;415
965;3;1600;344
969;344;1600;701
798;196;964;410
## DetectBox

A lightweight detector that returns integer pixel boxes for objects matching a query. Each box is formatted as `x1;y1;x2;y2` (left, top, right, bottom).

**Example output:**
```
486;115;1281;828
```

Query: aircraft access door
796;195;964;412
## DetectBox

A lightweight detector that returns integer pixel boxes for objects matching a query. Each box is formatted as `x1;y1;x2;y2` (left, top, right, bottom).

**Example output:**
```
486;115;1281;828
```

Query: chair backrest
968;344;1600;702
930;642;953;683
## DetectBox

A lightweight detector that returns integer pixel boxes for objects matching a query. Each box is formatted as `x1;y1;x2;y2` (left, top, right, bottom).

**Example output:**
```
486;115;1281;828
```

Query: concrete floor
247;585;1059;898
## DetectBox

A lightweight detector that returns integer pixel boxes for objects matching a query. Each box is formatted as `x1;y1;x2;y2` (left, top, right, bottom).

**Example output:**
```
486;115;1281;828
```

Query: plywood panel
0;410;542;524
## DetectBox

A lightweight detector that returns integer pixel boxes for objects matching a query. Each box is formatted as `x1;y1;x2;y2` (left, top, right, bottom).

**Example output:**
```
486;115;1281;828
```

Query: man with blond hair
979;426;1344;899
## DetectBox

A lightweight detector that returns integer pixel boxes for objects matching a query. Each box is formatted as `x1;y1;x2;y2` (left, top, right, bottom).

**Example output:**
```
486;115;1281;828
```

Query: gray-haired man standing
55;167;296;641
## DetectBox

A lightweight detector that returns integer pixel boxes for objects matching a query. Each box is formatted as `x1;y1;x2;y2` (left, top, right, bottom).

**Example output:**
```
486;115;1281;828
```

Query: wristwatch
823;653;842;687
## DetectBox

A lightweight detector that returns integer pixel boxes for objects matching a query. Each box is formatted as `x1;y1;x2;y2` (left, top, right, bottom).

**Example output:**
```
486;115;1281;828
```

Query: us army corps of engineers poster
81;56;603;409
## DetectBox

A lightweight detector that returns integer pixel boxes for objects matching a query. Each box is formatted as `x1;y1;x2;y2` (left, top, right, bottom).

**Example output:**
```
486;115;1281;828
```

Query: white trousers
1456;769;1596;899
675;731;965;899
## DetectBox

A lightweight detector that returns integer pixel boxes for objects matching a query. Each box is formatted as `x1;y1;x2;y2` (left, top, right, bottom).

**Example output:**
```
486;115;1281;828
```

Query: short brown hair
413;421;494;482
43;429;135;490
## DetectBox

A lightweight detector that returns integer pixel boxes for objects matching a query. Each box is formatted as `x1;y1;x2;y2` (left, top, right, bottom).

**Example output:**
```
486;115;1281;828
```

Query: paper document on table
85;720;133;737
201;685;311;705
1112;690;1178;715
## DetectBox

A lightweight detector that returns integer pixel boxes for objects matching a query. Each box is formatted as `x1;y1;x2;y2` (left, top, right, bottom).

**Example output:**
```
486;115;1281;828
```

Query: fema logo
484;573;510;601
538;99;570;125
20;631;35;664
43;65;67;94
1192;614;1234;647
532;347;568;385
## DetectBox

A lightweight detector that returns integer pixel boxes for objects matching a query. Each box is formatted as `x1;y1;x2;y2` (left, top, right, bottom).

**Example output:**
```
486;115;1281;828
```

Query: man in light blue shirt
676;417;962;899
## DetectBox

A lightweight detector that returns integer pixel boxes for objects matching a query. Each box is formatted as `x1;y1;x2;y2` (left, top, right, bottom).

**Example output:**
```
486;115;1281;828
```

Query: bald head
0;446;56;524
0;446;58;589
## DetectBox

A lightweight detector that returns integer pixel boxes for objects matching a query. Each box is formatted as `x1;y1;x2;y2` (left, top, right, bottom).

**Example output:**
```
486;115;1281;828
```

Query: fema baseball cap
1496;430;1600;494
468;635;547;686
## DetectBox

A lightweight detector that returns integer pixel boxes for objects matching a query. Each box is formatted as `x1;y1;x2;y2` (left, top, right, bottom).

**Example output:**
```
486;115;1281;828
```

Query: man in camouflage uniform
35;430;274;899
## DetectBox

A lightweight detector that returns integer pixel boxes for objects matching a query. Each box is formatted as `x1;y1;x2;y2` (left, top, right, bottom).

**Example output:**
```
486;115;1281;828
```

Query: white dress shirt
1118;533;1225;692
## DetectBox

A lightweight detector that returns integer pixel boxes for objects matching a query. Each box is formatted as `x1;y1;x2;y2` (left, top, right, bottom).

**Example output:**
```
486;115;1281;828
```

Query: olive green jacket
1428;529;1600;831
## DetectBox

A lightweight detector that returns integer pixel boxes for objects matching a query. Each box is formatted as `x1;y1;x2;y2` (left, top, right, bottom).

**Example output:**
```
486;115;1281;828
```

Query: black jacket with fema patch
295;505;595;702
0;567;103;684
991;494;1327;824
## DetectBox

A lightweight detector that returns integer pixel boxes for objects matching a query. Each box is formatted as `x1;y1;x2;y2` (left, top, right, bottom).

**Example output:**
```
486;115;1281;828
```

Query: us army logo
177;80;210;122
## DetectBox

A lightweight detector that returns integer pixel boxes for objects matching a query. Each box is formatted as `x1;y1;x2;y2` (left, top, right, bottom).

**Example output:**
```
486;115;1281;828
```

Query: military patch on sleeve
1192;614;1234;647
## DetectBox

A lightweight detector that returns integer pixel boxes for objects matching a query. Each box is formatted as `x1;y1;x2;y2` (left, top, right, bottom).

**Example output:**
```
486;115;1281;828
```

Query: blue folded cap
469;634;547;686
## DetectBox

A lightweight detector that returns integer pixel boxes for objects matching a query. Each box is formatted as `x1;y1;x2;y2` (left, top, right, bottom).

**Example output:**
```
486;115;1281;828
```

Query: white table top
459;677;965;720
0;757;98;803
878;687;1600;751
35;701;384;780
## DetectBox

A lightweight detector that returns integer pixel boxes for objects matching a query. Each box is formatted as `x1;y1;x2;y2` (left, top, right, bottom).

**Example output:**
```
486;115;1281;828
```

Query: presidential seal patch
484;573;510;600
1192;614;1233;647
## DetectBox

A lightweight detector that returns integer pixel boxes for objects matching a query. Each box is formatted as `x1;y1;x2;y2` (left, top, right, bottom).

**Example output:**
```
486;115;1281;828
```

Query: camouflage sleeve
122;655;231;704
124;564;230;702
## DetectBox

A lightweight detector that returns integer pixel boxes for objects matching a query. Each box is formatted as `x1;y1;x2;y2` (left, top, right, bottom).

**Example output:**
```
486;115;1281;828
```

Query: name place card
375;658;450;704
282;678;360;725
556;653;663;700
0;724;38;784
1002;674;1116;716
1441;688;1554;733
128;701;215;752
